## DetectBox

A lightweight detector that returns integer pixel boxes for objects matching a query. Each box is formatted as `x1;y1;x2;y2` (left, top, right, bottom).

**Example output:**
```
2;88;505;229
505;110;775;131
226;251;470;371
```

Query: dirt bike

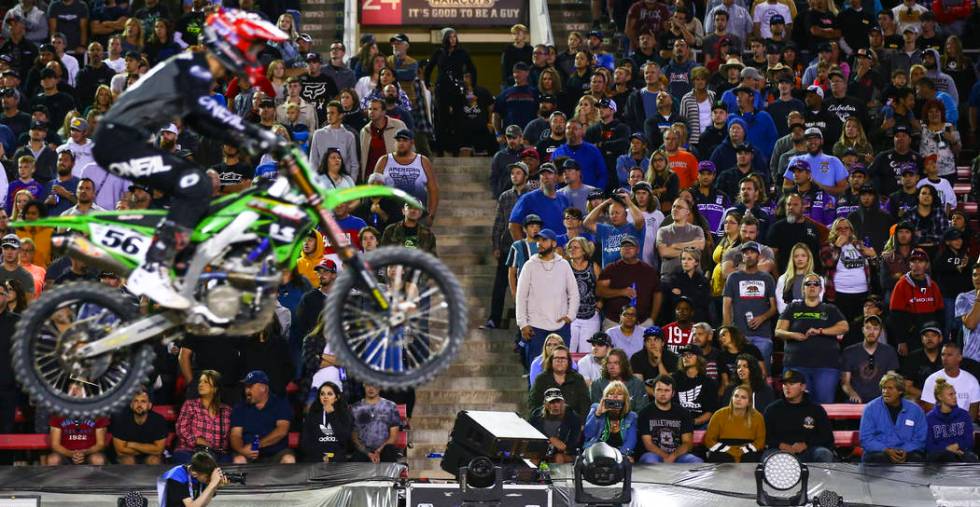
9;144;466;418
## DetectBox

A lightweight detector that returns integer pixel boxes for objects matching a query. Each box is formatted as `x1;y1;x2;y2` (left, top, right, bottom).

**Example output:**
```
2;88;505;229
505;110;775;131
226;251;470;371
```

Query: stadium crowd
0;0;978;468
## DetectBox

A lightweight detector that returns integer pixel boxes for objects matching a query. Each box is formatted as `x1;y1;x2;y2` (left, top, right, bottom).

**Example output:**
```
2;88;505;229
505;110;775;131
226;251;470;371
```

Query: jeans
763;446;835;463
792;367;840;404
524;324;571;368
639;452;704;464
569;313;601;353
748;336;773;375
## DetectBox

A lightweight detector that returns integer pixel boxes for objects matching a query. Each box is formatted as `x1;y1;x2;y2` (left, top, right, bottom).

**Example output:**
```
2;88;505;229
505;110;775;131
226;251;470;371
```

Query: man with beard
553;119;607;190
723;178;772;240
210;144;253;196
43;149;79;215
889;251;944;357
833;163;869;219
585;99;629;189
535;112;567;163
847;184;895;253
824;69;867;143
73;42;115;111
691;161;730;236
723;242;778;370
485;162;531;329
61;178;104;216
624;62;665;133
516;228;579;365
523;96;559;146
300;52;339;122
510;165;569;239
886;162;921;221
110;389;168;464
376;129;439;223
785;160;836;226
801;85;834;139
841;315;900;403
697;101;729;163
763;369;835;462
230;370;296;464
765;192;821;271
637;374;702;463
490;125;525;198
528;387;582;464
670;344;718;428
296;259;337;341
381;84;414;130
783;127;848;196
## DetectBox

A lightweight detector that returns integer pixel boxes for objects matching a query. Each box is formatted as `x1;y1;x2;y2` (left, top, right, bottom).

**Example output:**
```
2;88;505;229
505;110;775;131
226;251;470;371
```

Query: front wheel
324;247;467;390
10;282;155;419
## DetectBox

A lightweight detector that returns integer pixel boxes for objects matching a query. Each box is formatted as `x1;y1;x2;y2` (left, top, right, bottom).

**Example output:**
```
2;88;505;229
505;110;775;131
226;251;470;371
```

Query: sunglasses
804;281;821;287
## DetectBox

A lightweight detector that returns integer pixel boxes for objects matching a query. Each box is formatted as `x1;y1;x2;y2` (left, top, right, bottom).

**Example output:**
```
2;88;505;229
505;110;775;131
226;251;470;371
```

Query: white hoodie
515;254;579;331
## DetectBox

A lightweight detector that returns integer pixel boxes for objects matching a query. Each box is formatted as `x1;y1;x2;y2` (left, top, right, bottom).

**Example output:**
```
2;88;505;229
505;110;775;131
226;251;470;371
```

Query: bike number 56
90;224;150;262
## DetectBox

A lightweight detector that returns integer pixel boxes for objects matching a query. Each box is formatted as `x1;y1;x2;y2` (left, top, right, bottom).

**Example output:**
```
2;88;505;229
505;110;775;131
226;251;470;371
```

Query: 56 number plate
89;223;150;262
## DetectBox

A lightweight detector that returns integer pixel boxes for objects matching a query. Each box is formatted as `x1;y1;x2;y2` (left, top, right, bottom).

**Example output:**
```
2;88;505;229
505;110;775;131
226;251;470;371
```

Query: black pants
488;253;509;326
93;122;212;231
707;450;762;463
351;444;401;463
433;82;460;154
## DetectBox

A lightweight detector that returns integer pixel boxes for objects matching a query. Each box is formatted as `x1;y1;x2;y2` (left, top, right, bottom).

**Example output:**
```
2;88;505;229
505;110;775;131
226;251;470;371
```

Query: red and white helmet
203;9;288;84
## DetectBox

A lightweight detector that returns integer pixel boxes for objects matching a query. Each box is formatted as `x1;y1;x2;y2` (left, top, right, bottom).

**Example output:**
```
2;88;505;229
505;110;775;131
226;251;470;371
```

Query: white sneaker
126;264;192;310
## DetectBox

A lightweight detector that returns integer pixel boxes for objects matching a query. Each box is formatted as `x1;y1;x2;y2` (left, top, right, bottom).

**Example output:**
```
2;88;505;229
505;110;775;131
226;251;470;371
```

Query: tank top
382;153;428;206
573;261;598;319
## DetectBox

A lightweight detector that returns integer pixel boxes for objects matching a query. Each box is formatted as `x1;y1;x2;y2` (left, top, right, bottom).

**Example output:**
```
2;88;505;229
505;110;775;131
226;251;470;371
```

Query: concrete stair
297;0;344;51
404;157;528;479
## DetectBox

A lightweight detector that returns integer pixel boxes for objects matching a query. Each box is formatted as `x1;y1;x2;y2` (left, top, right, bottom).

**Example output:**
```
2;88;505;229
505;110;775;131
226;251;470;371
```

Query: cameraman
156;452;227;507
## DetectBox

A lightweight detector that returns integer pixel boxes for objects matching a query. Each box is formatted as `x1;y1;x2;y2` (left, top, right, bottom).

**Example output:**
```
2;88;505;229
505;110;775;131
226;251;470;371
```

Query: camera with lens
224;471;247;485
604;399;624;411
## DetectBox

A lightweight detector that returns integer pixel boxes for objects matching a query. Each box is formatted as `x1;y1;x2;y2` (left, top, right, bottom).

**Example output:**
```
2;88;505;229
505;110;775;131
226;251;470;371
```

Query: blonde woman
711;210;742;298
584;380;638;458
266;59;287;100
925;378;978;462
121;17;144;54
704;384;765;462
574;95;600;129
775;243;823;313
645;149;679;213
832;116;874;165
10;189;33;220
567;237;602;353
820;217;877;325
86;85;114;116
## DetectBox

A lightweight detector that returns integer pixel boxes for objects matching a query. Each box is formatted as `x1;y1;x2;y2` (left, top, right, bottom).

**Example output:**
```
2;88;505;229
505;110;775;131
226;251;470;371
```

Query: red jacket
932;0;972;24
889;273;944;315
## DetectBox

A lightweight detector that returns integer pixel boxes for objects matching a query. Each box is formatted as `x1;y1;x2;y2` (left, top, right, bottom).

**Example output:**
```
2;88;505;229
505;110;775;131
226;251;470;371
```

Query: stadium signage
361;0;525;26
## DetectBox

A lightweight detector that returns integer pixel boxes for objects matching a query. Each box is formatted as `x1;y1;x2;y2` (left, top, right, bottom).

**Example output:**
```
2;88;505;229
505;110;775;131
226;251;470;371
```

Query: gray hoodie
515;254;579;331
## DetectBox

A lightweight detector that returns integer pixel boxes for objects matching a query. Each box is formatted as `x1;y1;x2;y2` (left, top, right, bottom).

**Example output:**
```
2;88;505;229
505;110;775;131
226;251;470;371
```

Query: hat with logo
544;388;565;403
535;228;557;241
507;161;529;175
859;183;877;194
538;162;557;174
734;143;753;153
597;98;617;113
740;241;761;252
805;85;824;99
389;33;409;44
587;332;612;346
643;325;664;338
523;213;544;226
894;124;911;136
898;162;918;175
770;14;785;25
29;120;47;130
790;159;811;172
394;128;414;140
782;369;805;384
315;258;338;272
69;117;87;132
863;314;883;326
804;126;823;138
698;160;717;173
909;248;930;261
241;370;270;385
920;322;943;336
160;123;178;135
619;235;639;247
305;52;321;62
679;344;703;356
1;234;20;249
505;124;523;138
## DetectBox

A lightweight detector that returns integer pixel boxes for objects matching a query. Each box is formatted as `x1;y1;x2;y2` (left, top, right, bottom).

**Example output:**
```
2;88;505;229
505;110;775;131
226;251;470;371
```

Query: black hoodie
846;192;896;254
763;395;834;450
423;29;477;88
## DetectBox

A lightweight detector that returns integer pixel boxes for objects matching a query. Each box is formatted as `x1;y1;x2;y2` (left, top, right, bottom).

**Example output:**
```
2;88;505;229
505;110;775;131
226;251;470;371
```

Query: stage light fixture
459;456;503;504
755;451;809;506
574;442;632;506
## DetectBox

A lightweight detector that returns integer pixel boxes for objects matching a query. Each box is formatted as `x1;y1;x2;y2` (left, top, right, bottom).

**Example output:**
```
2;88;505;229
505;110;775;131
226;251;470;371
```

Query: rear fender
322;185;424;212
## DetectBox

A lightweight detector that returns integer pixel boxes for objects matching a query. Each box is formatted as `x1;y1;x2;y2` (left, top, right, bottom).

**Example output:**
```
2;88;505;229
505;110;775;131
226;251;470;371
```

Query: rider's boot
126;220;193;310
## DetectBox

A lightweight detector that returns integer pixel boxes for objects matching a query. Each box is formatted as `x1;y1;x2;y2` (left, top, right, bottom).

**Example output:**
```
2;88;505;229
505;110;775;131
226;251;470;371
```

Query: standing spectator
933;229;973;331
516;228;579;366
47;0;88;55
763;369;836;463
859;372;927;463
671;344;719;428
888;249;944;356
662;127;699;190
509;163;570;236
783;128;848;195
847;185;895;255
110;389;167;464
661;251;710;325
490;126;525;198
704;384;765;463
376;129;439;222
786;162;837;226
775;273;849;403
879;222;914;304
608;305;645;357
300;381;353;463
3;0;47;46
494;62;540;131
557;159;597;214
59;117;94;177
359;99;406;183
901;323;948;403
920;343;980;419
691;323;722;380
566;236;601;352
957;265;980;363
841;315;901;403
529;345;592;418
584;193;645;267
424;28;475;155
381;202;436;254
906;184;947;252
485;162;531;329
577;332;612;386
705;0;754;41
174;370;232;464
583;380;639;457
74;43;113;111
597;236;662;328
230;370;296;464
322;41;356;92
766;196;821;273
552;119;607;190
662;297;696;353
925;379;978;462
819;217;878;326
723;241;777;371
0;281;18;433
43;151;79;215
630;326;679;383
350;384;402;463
716;325;766;395
308;102;358;179
637;374;703;464
656;198;706;275
529;387;582;464
0;235;34;298
585;99;630;189
690;160;730;235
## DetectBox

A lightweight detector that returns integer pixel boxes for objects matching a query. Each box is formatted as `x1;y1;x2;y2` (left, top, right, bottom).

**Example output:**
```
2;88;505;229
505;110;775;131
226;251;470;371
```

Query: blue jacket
925;406;975;454
732;110;778;160
859;396;926;458
584;403;638;456
553;142;608;190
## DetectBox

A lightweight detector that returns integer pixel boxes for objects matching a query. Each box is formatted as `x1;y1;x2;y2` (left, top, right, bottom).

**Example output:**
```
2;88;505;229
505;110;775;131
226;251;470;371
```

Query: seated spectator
529;334;577;388
662;296;697;353
45;383;108;466
300;381;353;463
529;344;591;419
174;370;232;464
859;372;927;463
350;384;402;463
110;388;167;464
230;370;296;464
671;344;719;428
906;185;947;253
716;325;765;396
704;384;765;463
608;305;644;357
592;348;649;413
584;380;639;459
578;332;612;387
721;353;775;412
691;322;722;380
920;343;980;420
901;323;947;402
925;378;978;463
529;388;583;464
637;375;703;464
888;249;945;357
660;249;711;326
933;229;974;331
841;315;901;404
630;326;679;383
596;235;662;329
775;273;850;403
763;369;836;463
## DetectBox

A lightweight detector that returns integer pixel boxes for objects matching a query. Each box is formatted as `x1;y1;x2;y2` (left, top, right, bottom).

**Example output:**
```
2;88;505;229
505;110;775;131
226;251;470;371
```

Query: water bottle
251;435;260;453
745;311;754;324
426;451;444;459
629;282;637;308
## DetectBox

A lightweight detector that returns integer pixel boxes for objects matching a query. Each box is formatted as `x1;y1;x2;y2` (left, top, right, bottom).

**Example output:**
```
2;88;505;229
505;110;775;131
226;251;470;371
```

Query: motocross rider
91;9;287;310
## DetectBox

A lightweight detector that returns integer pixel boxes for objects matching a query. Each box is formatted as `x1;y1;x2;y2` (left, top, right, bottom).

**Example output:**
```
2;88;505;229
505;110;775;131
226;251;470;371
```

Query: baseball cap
804;127;823;138
1;234;20;249
561;158;581;171
538;163;557;174
535;228;558;241
770;14;785;24
597;98;617;113
903;25;919;34
39;68;57;80
394;128;414;140
856;48;875;60
679;344;703;356
512;61;530;72
643;326;664;338
69;117;87;132
504;124;523;138
619;235;639;247
894;124;911;136
863;314;883;326
782;369;805;384
520;147;540;160
790;159;811;172
296;33;313;43
315;258;338;272
523;213;544;226
305;52;321;62
859;183;877;194
817;42;833;53
629;132;646;142
740;67;763;81
895;221;915;233
587;332;612;346
632;181;653;193
920;322;943;336
360;33;376;46
923;152;938;164
711;100;728;112
543;388;565;403
389;33;409;44
241;370;270;385
734;143;753;153
259;98;275;108
587;30;603;39
124;50;141;60
944;228;963;241
740;241;761;252
733;85;754;95
828;68;846;80
698;160;717;173
160;123;178;135
539;95;558;105
29;120;47;130
805;85;824;99
766;43;781;55
38;43;55;54
587;190;605;200
909;248;930;261
508;161;529;175
899;162;918;175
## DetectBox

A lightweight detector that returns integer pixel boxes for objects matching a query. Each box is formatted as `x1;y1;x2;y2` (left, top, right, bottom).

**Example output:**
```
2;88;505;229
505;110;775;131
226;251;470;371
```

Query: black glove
241;127;281;156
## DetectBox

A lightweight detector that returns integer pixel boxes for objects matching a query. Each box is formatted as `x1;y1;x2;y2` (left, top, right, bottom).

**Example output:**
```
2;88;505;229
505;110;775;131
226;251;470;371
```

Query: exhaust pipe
54;235;133;277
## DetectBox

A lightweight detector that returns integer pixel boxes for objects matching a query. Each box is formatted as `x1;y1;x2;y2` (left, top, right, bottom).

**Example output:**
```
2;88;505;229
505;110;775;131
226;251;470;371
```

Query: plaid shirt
492;186;529;252
175;398;232;453
908;207;948;246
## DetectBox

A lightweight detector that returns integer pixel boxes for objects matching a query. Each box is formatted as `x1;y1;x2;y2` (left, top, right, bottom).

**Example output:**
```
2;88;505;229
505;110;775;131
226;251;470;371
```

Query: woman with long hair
574;94;599;129
360;67;411;111
711;210;742;320
645;149;679;214
941;36;975;107
919;99;961;182
716;325;765;396
661;247;711;323
121;17;144;54
566;237;602;353
300;381;354;462
10;189;33;220
16;200;51;268
832;116;874;166
819;217;877;325
315;148;355;190
144;18;180;64
174;370;233;464
704;384;765;462
338;88;368;132
537;67;566;113
353;37;380;79
721;354;775;412
925;378;978;462
583;380;638;459
907;184;947;255
266;59;287;100
273;13;300;63
4;279;27;313
84;84;114;116
354;54;388;101
565;50;593;108
632;181;665;266
775;243;822;313
424;27;475;154
530;333;576;386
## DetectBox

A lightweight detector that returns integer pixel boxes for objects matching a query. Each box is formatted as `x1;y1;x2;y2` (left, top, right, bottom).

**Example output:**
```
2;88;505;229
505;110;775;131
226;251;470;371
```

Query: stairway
297;0;344;51
404;157;530;478
547;0;595;48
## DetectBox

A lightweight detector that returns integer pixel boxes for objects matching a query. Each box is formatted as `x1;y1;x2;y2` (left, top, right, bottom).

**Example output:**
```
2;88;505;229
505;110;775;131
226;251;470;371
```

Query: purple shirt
5;179;46;213
80;162;131;211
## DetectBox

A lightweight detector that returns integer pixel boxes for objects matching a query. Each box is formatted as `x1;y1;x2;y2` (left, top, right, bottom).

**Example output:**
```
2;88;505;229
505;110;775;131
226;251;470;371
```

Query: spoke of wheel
404;326;449;357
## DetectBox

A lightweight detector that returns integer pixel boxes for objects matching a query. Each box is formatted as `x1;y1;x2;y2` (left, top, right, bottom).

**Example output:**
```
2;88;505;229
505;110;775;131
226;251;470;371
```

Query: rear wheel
324;247;467;389
10;282;154;419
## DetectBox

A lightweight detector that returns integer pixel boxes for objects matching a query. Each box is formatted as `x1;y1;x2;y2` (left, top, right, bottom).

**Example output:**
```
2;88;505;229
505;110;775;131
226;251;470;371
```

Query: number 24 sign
361;0;401;25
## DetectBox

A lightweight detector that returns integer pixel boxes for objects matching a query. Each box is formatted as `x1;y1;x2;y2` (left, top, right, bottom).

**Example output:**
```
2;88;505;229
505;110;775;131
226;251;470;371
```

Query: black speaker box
439;410;549;475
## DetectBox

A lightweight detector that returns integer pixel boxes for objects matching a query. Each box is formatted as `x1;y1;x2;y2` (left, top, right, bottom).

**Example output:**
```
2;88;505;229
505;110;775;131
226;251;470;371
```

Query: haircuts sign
361;0;526;26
